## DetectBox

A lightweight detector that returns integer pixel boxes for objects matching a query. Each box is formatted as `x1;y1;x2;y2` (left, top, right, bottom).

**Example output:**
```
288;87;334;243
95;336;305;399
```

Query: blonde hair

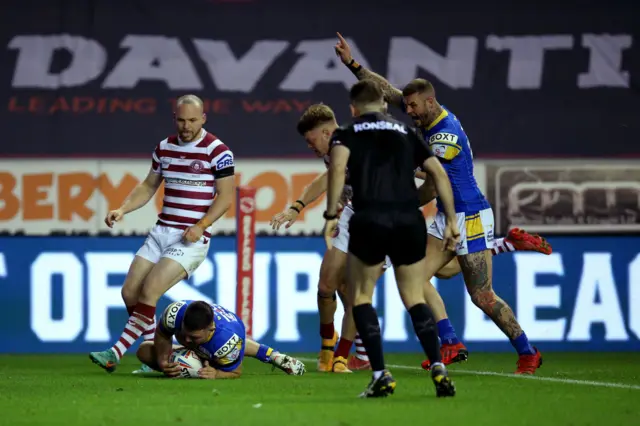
296;103;336;135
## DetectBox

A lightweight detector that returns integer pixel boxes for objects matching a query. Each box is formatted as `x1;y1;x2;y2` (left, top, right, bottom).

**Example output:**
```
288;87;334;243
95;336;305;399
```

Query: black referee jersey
329;112;434;266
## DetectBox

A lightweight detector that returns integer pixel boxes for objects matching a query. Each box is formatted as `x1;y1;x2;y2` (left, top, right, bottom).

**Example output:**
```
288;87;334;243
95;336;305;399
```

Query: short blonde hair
176;94;204;108
296;103;336;135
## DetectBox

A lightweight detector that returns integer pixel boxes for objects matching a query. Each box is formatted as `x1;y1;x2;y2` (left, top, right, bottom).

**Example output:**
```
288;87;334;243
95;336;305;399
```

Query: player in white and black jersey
90;95;235;374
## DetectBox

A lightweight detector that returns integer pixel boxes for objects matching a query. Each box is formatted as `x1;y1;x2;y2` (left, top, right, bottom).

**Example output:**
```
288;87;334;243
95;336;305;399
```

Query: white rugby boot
270;352;306;376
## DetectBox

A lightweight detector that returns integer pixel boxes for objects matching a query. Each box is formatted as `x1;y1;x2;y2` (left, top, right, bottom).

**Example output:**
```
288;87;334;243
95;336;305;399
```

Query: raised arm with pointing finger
334;32;403;108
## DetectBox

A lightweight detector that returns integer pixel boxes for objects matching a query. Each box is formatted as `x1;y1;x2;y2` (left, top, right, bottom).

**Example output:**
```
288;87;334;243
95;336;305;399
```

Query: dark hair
402;78;435;97
296;103;336;135
183;301;214;331
349;79;383;105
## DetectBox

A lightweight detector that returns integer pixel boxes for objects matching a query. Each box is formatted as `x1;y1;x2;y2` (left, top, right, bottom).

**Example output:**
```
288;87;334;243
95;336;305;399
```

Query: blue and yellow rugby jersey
158;300;246;372
403;103;490;213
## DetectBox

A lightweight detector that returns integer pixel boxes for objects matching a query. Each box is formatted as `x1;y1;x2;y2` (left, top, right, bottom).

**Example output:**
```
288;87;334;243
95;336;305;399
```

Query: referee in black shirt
324;80;460;398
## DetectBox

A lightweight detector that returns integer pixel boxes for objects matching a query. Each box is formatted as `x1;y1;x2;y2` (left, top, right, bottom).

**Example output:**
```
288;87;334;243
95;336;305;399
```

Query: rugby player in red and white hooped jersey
89;94;235;375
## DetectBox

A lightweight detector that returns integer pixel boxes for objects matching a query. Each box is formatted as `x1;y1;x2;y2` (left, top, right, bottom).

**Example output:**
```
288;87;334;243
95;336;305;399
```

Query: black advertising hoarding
485;161;640;235
0;0;638;158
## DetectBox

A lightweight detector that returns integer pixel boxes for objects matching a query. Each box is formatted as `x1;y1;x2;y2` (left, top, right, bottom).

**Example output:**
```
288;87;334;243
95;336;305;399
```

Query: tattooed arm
334;32;404;108
352;68;403;107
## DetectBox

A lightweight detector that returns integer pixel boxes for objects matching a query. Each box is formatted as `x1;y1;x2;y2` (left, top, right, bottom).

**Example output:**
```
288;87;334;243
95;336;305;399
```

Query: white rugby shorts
136;224;210;277
427;208;495;255
332;206;392;269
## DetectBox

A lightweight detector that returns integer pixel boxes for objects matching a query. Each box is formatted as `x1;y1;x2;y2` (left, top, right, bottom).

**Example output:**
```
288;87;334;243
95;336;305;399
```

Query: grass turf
1;353;639;426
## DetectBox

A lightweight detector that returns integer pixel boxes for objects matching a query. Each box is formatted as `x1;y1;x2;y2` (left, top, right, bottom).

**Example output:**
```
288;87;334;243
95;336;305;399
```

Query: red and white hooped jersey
150;129;234;238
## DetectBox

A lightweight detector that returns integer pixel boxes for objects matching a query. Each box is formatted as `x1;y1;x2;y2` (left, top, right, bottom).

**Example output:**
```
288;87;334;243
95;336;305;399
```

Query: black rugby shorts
348;210;426;267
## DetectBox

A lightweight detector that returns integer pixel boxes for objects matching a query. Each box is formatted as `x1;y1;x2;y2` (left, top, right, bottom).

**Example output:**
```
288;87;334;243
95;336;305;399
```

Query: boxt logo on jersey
5;34;634;116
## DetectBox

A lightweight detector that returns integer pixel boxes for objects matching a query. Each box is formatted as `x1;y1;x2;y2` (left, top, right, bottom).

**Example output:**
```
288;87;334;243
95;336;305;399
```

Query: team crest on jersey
215;334;242;365
161;158;171;168
189;160;205;173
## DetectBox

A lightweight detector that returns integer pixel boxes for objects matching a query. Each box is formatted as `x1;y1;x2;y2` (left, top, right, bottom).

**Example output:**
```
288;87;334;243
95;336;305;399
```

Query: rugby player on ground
335;32;544;374
137;300;306;378
90;95;236;373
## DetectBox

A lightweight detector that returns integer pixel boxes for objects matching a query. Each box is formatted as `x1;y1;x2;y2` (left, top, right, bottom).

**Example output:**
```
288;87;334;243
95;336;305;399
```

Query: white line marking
297;358;640;390
0;253;6;278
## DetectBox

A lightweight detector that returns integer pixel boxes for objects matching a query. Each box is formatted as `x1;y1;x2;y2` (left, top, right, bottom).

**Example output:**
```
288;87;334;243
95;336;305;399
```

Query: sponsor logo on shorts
486;228;495;243
164;247;184;257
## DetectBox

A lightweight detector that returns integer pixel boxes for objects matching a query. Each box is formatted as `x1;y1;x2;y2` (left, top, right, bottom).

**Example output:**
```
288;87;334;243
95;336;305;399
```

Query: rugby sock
318;292;337;340
142;316;156;342
408;304;442;365
256;344;274;363
110;302;156;360
126;304;156;342
511;332;536;355
492;238;515;255
352;304;385;372
354;334;369;361
320;322;335;341
334;338;353;359
437;319;460;345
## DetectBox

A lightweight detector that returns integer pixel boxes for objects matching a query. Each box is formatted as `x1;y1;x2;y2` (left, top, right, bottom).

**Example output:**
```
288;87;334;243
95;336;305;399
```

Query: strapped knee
317;290;337;301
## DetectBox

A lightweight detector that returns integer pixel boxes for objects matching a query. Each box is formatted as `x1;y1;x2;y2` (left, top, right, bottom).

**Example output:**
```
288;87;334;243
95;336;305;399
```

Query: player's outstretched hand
323;218;339;250
270;208;299;231
104;209;124;228
159;360;182;378
182;224;204;243
334;32;353;64
443;222;461;252
198;360;218;380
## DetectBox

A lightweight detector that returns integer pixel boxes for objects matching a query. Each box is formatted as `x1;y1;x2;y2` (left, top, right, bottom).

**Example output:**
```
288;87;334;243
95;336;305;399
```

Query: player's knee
136;341;154;364
469;289;497;314
317;275;338;298
121;285;138;306
434;269;455;280
434;260;460;280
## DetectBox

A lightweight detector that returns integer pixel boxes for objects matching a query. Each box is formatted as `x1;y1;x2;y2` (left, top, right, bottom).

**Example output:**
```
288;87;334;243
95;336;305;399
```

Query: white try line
298;358;640;391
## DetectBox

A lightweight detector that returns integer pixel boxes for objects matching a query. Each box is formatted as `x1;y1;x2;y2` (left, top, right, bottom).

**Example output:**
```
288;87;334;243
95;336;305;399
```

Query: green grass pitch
1;353;639;425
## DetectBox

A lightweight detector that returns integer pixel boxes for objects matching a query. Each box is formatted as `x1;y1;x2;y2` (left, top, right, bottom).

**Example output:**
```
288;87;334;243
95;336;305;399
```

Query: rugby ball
170;348;203;378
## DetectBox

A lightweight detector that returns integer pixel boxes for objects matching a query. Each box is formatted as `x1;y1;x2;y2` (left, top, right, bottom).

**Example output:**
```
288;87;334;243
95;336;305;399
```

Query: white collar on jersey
177;128;207;145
